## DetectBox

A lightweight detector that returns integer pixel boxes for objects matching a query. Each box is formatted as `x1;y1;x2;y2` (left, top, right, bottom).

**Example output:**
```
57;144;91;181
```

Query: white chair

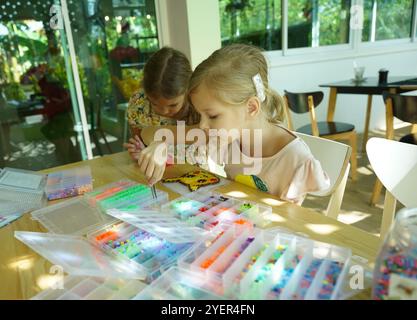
366;137;417;239
297;132;351;219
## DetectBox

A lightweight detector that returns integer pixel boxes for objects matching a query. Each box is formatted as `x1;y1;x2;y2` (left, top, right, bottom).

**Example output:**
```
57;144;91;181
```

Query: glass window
288;0;351;49
0;0;85;170
0;0;159;170
66;0;159;157
219;0;282;50
362;0;414;42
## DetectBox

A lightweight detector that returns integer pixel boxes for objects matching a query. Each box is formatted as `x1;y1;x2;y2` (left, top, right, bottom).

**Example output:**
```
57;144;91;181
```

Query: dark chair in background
284;90;357;180
370;92;417;205
383;92;417;143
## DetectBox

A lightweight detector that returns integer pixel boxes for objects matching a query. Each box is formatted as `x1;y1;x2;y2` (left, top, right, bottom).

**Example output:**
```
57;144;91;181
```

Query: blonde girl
137;44;329;204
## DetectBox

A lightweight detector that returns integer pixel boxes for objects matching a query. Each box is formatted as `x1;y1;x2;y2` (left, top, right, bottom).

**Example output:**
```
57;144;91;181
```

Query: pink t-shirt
223;128;330;205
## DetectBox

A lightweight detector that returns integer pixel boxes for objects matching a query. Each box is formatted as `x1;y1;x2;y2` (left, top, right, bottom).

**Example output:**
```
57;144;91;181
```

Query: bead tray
161;191;272;229
45;166;93;201
178;225;352;300
87;221;194;282
134;267;223;300
31;275;146;300
105;208;205;243
95;183;169;212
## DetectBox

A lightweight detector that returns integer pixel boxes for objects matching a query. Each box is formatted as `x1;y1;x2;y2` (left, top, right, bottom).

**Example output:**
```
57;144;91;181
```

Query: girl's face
190;83;247;137
147;94;185;118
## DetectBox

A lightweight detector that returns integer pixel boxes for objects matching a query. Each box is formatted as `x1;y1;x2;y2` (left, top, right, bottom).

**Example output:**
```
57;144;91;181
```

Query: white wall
156;0;221;69
186;0;221;69
267;47;417;133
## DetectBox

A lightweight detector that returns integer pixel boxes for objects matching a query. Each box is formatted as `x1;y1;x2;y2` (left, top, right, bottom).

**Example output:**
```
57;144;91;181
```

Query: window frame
224;0;417;64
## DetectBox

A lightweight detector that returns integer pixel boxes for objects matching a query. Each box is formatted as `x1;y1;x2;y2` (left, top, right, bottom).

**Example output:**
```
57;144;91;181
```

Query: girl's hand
123;135;146;161
137;141;168;186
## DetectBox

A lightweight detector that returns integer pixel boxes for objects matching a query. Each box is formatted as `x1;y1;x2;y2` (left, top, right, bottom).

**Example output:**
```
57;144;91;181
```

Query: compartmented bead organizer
31;179;169;236
87;221;195;282
135;267;223;300
161;191;272;230
85;179;169;213
31;276;147;300
26;181;191;282
177;224;352;300
45;166;93;201
105;209;205;243
18;177;365;300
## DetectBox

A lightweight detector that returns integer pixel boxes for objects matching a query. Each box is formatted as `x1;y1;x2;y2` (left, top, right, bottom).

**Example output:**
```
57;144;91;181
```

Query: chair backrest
382;91;417;124
367;137;417;208
284;90;324;114
296;132;351;197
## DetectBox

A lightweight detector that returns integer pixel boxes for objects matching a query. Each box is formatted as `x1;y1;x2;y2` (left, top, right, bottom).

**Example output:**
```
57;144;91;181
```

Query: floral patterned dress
126;90;200;132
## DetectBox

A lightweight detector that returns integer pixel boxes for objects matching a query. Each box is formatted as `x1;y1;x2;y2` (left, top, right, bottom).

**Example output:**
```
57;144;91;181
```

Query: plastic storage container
0;199;37;218
0;167;46;209
31;198;117;236
31;275;147;300
161;191;271;230
31;181;169;236
45;166;93;201
91;182;169;212
178;225;353;300
373;207;417;300
105;208;205;243
87;221;195;282
134;267;223;300
84;179;137;206
15;231;147;280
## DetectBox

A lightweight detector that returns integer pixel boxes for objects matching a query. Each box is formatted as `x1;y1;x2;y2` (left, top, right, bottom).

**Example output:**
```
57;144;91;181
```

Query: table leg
326;88;338;122
411;124;417;134
362;95;373;153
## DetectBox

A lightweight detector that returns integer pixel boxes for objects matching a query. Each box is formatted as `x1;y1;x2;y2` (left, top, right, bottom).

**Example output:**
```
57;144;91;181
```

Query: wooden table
0;152;381;300
320;76;417;152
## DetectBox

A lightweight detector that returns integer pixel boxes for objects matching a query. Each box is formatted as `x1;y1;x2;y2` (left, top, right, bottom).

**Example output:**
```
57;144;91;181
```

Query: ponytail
264;88;285;124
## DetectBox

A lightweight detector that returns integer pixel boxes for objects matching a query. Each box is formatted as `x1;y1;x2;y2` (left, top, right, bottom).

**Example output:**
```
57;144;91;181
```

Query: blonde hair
188;44;284;124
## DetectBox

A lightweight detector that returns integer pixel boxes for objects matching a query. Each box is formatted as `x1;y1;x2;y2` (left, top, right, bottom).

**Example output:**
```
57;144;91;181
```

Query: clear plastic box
178;221;254;296
161;191;271;230
45;166;93;201
372;207;417;300
0;199;37;218
134;267;224;300
178;224;353;300
31;275;147;300
93;183;169;212
31;182;169;236
87;221;194;283
31;198;117;236
105;208;206;243
84;179;137;206
0;167;46;209
15;231;147;280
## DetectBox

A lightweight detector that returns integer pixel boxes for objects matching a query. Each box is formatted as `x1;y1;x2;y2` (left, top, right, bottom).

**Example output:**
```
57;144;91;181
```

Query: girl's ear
246;97;261;117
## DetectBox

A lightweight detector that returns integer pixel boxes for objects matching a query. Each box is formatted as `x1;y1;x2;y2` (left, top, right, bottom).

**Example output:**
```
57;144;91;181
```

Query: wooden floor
303;126;411;237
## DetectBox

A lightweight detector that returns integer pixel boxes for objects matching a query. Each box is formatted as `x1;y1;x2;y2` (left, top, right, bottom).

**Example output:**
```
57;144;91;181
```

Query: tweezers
151;185;157;199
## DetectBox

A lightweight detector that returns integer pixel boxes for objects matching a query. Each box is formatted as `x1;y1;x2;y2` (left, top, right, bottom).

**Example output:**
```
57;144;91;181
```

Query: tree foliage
219;0;414;49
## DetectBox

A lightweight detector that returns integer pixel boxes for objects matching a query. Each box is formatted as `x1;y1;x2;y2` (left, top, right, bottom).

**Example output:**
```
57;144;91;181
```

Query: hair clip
252;73;266;102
